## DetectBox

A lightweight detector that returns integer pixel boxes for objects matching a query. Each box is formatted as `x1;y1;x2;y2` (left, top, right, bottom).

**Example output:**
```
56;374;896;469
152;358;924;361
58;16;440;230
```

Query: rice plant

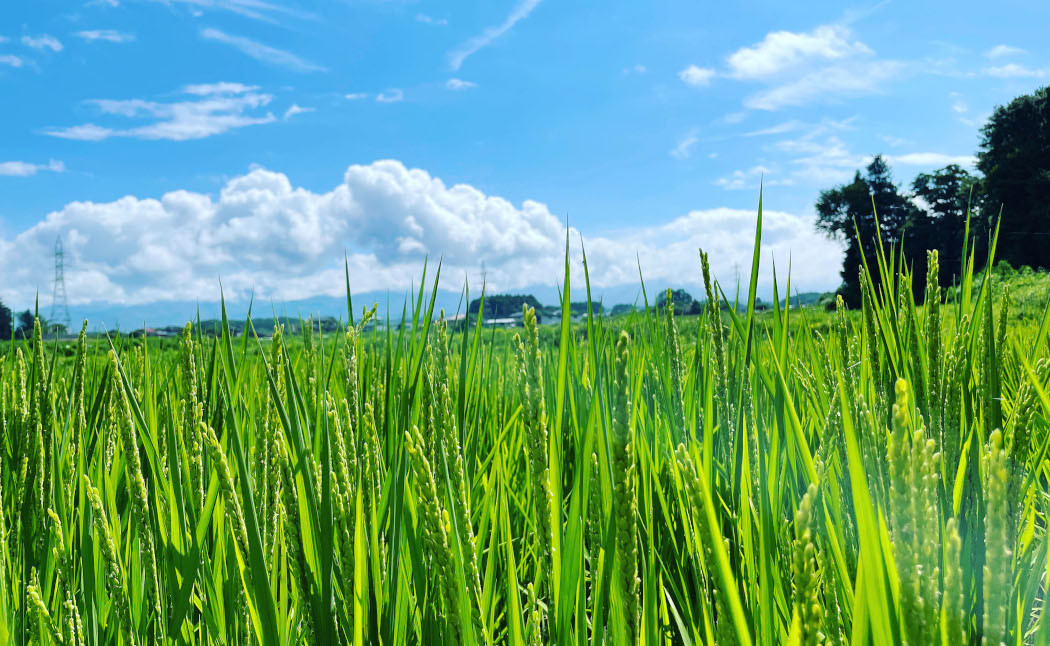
1;207;1049;645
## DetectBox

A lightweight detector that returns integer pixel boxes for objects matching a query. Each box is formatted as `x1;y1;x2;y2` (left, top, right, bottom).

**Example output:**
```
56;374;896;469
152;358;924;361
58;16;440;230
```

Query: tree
657;288;695;313
977;85;1050;270
15;310;36;339
911;165;986;282
0;299;11;340
815;156;920;306
468;294;542;319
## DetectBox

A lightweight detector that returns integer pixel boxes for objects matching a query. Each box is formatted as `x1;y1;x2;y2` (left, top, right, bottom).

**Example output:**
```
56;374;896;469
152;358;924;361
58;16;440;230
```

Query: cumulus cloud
678;64;716;87
77;29;136;43
45;83;276;141
0;160;842;309
720;24;903;110
0;159;65;177
22;34;63;52
726;25;870;79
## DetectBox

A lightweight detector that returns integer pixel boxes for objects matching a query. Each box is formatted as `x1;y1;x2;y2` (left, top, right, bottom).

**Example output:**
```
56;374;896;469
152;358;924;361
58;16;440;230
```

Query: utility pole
50;236;71;337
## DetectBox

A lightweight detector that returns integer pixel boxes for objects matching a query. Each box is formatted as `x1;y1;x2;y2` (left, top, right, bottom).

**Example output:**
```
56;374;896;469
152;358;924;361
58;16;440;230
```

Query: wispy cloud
448;0;541;71
745;60;903;110
678;64;715;87
22;34;63;52
887;153;976;167
715;165;783;190
416;13;448;26
743;120;804;137
670;129;700;160
45;83;276;141
283;103;313;119
144;0;313;23
986;44;1025;59
200;28;325;73
622;64;646;75
0;55;23;68
376;89;404;103
0;159;65;177
345;92;368;101
77;29;136;43
184;82;259;95
983;63;1047;78
446;78;477;90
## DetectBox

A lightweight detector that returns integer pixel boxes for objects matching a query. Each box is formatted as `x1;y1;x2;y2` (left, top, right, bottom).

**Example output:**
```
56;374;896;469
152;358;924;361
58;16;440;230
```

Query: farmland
1;220;1049;646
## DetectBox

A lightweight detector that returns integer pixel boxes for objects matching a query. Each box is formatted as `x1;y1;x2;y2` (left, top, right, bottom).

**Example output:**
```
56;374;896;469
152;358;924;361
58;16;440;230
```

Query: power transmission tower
50;236;71;336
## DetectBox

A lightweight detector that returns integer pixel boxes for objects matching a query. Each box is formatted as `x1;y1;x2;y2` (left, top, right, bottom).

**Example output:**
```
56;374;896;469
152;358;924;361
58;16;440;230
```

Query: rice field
1;214;1049;645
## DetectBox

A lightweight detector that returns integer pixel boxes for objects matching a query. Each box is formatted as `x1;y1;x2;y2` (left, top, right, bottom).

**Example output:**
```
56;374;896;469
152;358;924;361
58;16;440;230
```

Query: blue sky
1;0;1047;321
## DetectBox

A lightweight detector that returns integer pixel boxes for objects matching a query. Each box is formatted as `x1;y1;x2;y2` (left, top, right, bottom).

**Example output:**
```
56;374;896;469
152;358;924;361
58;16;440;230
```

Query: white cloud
622;64;646;75
184;82;258;95
46;83;275;141
77;29;136;43
0;55;23;68
726;25;870;79
670;129;699;160
715;165;781;190
951;97;968;113
0;159;65;177
743;120;804;136
416;13;448;26
887;153;976;167
448;0;541;71
0;159;843;308
780;134;867;184
745;60;903;110
983;63;1047;78
345;92;368;101
986;45;1025;59
22;34;63;52
879;134;910;147
200;28;324;73
143;0;313;22
446;78;477;90
376;89;403;103
283;103;314;119
678;64;716;87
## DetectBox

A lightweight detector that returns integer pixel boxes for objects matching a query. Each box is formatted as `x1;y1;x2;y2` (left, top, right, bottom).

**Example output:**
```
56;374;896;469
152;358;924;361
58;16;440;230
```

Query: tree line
817;85;1050;306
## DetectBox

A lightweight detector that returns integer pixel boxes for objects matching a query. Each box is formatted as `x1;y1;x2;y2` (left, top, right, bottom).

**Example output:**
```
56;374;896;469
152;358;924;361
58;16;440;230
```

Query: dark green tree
0;299;11;340
977;85;1050;269
815;156;919;306
657;288;695;312
15;310;36;340
911;165;986;282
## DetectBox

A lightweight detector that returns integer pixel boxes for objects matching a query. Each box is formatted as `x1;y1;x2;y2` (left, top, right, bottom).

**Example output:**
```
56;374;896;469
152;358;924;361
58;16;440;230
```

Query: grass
0;211;1049;645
